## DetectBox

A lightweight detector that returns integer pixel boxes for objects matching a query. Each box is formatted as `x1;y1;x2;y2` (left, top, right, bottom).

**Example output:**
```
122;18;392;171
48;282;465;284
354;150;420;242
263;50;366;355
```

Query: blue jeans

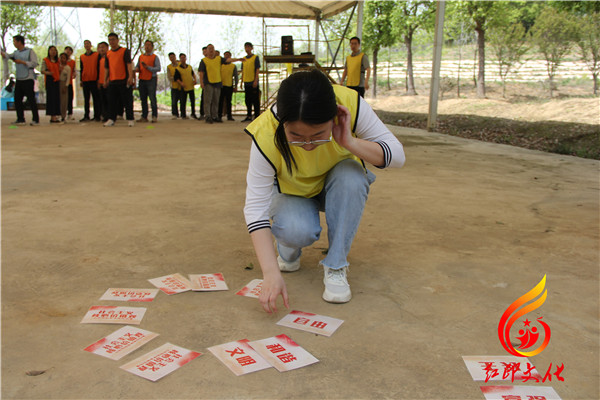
139;77;157;118
270;159;376;270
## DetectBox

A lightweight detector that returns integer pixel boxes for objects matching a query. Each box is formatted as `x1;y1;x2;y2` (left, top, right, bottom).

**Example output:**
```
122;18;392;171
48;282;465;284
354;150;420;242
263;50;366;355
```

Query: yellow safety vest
221;63;236;87
176;64;195;91
242;54;257;83
245;85;363;198
203;56;222;84
346;52;364;87
167;63;180;89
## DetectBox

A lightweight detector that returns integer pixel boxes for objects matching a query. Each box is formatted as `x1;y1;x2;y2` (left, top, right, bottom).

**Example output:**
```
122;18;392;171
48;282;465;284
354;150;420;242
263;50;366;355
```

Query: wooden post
427;1;445;132
357;0;364;39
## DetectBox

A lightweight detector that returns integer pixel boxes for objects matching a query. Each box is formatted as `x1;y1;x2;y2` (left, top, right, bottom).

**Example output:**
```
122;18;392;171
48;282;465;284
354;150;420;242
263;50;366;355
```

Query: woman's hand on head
259;271;289;314
332;105;354;149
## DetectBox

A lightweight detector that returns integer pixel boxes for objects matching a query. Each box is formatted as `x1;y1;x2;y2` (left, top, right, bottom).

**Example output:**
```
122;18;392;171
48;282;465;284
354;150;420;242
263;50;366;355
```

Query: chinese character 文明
266;343;286;354
236;356;256;366
293;317;310;325
226;347;245;357
310;320;327;329
480;361;500;383
276;352;297;363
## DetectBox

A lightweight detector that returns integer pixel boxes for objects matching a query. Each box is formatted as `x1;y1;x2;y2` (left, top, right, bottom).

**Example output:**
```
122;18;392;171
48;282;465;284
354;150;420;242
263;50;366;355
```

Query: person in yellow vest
135;40;161;123
166;52;181;119
64;46;77;119
79;40;101;122
173;53;197;119
239;42;260;121
244;69;405;313
340;36;371;98
103;32;134;127
199;44;229;124
218;51;238;121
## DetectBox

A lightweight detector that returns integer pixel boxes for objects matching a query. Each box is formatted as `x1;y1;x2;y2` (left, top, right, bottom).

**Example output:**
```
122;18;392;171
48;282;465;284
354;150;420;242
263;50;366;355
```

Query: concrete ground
1;111;598;400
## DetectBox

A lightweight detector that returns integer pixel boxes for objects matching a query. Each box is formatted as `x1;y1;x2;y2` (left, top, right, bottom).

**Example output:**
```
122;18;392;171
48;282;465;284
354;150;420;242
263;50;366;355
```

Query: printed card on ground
236;279;263;298
148;273;192;295
99;288;159;302
248;334;318;372
208;339;272;376
81;306;147;325
189;273;229;291
84;326;159;360
462;355;542;382
276;310;344;337
480;385;561;400
120;343;201;382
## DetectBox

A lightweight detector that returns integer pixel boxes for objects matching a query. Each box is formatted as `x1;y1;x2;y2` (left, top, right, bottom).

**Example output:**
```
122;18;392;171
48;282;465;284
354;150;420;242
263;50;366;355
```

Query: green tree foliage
575;12;600;95
488;22;529;98
392;1;435;95
1;4;43;50
531;6;578;98
101;9;164;59
362;0;397;98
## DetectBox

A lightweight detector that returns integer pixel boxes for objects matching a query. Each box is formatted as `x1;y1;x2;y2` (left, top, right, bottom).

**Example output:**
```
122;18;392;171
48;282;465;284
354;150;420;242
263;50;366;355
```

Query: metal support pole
314;15;320;61
357;0;364;39
427;1;445;132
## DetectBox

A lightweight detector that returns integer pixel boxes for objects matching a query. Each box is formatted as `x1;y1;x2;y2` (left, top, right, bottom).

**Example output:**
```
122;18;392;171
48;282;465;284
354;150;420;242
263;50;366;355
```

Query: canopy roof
10;0;357;19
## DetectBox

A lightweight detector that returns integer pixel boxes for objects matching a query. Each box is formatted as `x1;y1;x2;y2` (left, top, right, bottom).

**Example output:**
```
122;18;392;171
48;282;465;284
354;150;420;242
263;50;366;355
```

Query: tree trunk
476;25;486;98
593;72;598;95
373;48;378;99
405;32;417;95
457;42;461;98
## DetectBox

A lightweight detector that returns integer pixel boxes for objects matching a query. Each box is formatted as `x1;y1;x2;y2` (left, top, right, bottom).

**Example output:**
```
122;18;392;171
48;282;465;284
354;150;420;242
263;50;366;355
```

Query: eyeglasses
287;135;332;147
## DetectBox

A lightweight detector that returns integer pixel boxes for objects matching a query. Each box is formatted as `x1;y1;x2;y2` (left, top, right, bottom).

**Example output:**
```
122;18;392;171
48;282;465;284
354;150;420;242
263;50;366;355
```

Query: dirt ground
1;110;598;399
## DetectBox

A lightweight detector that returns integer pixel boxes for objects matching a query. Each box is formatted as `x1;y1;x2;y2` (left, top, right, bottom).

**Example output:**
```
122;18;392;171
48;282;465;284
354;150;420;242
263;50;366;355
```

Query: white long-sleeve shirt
244;96;405;233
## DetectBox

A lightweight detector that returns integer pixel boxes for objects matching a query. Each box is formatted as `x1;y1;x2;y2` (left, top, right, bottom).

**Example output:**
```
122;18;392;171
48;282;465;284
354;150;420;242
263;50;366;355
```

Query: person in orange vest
339;37;371;98
79;39;101;122
218;51;238;121
64;46;77;119
96;41;110;122
103;32;134;127
135;40;161;123
41;45;61;123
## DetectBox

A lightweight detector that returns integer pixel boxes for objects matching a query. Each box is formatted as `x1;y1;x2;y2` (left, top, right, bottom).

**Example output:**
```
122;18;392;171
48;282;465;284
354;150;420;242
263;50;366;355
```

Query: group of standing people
167;41;261;124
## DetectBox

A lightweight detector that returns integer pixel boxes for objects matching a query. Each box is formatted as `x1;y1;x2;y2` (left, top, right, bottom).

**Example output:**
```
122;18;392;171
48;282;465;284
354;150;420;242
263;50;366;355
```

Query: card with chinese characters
236;279;263;298
248;334;318;372
462;355;542;382
189;273;229;291
276;310;344;337
84;326;159;360
80;306;147;325
208;339;272;376
99;288;159;302
480;385;561;400
148;273;192;295
120;342;201;382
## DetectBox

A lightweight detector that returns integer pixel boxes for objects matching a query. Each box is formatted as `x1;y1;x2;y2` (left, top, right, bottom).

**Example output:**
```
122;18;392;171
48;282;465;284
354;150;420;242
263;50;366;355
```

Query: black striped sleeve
376;141;392;169
247;220;271;234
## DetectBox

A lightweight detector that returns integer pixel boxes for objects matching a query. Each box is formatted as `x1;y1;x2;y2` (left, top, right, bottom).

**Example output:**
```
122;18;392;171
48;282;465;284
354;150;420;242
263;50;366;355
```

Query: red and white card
248;334;318;372
236;279;263;298
99;288;159;302
277;310;344;337
189;273;228;291
81;306;147;325
462;355;542;382
148;273;192;295
480;385;561;400
208;339;272;376
83;326;159;360
120;343;201;382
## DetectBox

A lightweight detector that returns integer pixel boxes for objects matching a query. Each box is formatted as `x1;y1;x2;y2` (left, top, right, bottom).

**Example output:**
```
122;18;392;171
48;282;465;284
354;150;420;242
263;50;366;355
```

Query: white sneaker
128;120;135;127
277;255;300;272
103;119;115;127
322;266;351;303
